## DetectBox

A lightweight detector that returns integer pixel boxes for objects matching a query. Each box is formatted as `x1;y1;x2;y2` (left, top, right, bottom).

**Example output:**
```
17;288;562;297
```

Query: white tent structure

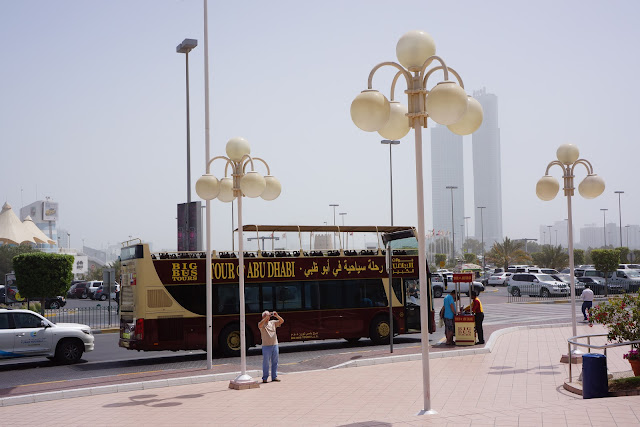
22;215;55;244
0;202;36;245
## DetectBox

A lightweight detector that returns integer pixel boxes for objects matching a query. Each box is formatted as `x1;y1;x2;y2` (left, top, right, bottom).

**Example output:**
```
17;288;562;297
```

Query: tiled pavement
0;324;639;426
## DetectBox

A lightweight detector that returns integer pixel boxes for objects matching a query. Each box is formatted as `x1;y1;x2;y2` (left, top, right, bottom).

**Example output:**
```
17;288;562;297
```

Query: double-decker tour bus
118;225;435;356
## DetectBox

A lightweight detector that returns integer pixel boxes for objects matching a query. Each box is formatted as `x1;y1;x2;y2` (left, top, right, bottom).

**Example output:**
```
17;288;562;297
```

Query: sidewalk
1;324;639;426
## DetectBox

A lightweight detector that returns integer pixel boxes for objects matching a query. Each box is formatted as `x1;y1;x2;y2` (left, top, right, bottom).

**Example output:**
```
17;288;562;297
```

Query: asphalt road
1;286;586;393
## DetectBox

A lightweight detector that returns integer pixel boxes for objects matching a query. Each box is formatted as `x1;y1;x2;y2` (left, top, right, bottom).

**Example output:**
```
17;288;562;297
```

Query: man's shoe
262;379;268;383
477;341;485;344
272;378;281;382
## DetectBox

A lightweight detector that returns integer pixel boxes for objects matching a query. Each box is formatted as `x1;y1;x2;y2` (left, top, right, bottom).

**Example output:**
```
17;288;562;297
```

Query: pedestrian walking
258;310;284;383
580;284;594;321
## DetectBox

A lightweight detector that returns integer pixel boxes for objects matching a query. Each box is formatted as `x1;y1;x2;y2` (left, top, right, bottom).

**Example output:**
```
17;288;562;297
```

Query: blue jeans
262;345;279;381
582;301;593;320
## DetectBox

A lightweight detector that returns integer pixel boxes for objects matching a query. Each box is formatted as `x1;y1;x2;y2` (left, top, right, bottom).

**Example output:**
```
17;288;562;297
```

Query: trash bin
582;353;608;399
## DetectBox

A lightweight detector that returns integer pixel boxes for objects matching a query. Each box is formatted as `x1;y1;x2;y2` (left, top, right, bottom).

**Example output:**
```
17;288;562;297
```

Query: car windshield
538;274;556;282
626;270;640;278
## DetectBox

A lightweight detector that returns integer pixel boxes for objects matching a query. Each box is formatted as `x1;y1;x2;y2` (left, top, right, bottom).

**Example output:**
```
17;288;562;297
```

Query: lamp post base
417;409;438;416
229;374;260;390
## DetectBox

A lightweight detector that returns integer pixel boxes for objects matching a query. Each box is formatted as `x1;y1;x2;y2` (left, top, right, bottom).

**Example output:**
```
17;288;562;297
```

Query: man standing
580;284;594;321
466;291;484;344
443;290;457;345
258;310;284;383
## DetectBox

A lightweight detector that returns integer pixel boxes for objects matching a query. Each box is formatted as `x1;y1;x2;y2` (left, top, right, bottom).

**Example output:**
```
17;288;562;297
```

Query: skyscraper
431;125;464;256
472;88;503;248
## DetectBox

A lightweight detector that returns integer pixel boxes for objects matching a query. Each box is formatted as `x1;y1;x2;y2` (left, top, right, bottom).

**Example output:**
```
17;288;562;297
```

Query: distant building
19;198;59;253
472;88;503;248
578;222;619;249
431;125;465;256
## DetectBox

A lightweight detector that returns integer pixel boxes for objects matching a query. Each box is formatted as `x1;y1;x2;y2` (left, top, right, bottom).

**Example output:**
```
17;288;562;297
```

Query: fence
507;284;635;303
567;333;640;382
44;306;119;329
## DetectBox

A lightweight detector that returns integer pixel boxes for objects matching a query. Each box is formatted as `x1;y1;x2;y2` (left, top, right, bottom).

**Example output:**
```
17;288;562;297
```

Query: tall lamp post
477;207;486;272
625;225;630;248
381;140;400;225
339;212;347;249
463;216;470;253
536;143;605;360
601;208;608;248
446;186;458;262
177;38;198;251
350;30;483;414
615;191;624;247
196;137;282;389
547;225;552;246
329;204;339;249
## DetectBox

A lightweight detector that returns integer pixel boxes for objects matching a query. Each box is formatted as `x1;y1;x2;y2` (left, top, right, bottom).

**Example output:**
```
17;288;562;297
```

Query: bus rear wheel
369;316;391;345
219;324;253;357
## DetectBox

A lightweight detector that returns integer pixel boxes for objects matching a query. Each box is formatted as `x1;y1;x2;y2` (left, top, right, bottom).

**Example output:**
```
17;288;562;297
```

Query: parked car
551;273;584;295
44;296;66;309
430;274;484;298
507;273;569;297
540;268;559;275
0;308;94;364
67;282;89;299
84;281;102;298
488;272;512;286
92;283;120;301
577;276;624;295
605;269;640;293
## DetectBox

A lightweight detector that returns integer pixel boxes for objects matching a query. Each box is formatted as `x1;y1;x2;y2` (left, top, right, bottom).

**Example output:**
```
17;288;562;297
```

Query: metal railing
43;306;119;329
507;284;634;303
567;333;640;382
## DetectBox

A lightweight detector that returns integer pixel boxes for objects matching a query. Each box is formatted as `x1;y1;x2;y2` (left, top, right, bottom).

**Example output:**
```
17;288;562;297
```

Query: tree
573;249;585;266
530;245;569;270
585;248;594;265
591;249;620;297
485;237;532;270
462;238;484;255
434;253;447;268
617;247;630;264
0;244;37;284
463;253;479;264
13;253;74;312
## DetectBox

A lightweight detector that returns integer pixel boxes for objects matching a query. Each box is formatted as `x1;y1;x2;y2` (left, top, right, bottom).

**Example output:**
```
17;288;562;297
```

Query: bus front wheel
219;324;253;357
369;316;391;345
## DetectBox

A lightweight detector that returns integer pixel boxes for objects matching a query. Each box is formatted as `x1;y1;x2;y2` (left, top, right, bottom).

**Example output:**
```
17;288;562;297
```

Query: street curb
0;323;572;407
0;370;261;407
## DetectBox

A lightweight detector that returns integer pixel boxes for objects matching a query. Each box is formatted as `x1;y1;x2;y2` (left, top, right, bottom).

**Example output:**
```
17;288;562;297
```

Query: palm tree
486;237;531;270
531;245;569;270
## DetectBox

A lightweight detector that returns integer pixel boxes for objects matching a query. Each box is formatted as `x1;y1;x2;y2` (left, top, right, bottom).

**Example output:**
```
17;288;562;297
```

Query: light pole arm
423;65;464;89
205;155;233;174
367;62;412;90
246;157;272;175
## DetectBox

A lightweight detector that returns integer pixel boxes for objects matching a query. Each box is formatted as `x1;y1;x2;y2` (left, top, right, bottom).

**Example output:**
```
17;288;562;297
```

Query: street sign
453;273;473;283
439;261;445;268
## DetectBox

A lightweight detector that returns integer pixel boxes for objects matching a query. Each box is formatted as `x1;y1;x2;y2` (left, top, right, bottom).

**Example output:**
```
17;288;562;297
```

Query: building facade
431;125;464;256
19;199;59;252
472;88;503;249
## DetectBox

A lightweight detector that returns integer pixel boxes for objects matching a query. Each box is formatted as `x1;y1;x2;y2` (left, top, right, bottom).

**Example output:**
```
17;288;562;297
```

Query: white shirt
580;288;594;302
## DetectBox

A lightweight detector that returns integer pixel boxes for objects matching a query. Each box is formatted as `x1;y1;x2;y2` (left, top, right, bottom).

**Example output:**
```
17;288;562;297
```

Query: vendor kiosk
453;273;476;346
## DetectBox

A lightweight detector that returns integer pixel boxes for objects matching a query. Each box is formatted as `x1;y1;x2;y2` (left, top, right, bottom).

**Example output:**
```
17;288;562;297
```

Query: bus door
404;278;421;331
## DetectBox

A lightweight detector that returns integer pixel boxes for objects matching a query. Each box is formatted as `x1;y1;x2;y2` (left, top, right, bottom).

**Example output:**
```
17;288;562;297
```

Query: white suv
85;281;103;298
0;309;94;364
507;273;569;297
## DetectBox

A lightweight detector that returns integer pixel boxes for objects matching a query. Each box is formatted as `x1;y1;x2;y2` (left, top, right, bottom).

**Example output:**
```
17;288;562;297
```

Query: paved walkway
1;324;639;426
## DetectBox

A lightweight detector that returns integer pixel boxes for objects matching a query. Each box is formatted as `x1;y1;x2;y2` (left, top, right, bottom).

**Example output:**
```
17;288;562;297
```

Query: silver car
507;273;569;297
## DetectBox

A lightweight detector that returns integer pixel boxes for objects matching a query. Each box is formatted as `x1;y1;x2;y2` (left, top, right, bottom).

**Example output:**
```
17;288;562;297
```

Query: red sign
453;273;473;283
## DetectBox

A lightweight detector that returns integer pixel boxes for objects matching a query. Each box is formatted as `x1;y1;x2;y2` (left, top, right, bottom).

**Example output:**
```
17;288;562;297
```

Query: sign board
439;261;445;268
453;273;473;283
42;201;58;221
454;314;476;345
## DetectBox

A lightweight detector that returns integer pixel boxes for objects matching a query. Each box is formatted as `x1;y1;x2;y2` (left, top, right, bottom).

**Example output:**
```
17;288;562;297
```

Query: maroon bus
118;225;434;356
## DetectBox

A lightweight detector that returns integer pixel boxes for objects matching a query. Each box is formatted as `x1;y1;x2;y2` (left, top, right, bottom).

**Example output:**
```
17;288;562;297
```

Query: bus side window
276;284;302;311
363;279;387;307
262;285;274;312
304;282;319;310
216;284;239;314
319;281;344;309
245;285;260;313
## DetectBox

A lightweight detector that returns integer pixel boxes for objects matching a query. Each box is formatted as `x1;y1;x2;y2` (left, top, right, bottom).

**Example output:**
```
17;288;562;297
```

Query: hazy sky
1;1;639;253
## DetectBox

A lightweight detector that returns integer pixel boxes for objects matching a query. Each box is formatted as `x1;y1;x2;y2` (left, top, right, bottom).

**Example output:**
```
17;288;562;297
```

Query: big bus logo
171;262;198;282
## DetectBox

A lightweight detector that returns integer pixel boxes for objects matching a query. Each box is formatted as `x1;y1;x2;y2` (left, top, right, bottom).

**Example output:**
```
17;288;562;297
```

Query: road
0;288;587;395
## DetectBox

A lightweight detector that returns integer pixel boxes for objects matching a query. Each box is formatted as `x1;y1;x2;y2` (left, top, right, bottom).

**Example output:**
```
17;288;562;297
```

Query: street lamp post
177;38;198;252
329;204;339;249
196;137;282;389
536;143;605;360
625;225;630;248
446;186;458;262
615;191;624;247
547;225;552;246
350;30;483;414
339;212;347;249
381;140;400;225
477;207;486;272
463;216;470;253
601;208;608;248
